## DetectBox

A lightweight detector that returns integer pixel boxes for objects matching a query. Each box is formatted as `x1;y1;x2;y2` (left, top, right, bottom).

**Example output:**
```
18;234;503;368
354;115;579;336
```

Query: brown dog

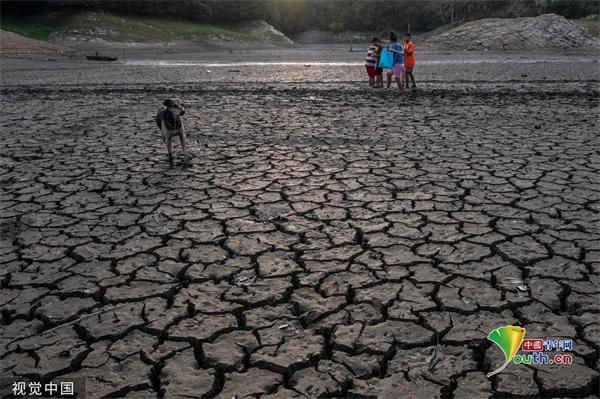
156;98;190;167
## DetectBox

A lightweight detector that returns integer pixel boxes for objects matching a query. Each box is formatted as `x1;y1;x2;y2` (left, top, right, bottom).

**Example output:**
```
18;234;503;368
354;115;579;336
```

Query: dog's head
163;98;186;119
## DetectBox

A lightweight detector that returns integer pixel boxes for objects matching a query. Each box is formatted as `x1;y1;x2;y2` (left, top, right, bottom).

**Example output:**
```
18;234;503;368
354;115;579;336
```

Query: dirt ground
1;47;599;398
0;30;69;56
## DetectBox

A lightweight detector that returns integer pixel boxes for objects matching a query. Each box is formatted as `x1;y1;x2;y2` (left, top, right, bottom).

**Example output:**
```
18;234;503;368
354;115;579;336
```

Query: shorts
405;66;414;73
392;63;405;78
375;67;383;76
366;66;376;78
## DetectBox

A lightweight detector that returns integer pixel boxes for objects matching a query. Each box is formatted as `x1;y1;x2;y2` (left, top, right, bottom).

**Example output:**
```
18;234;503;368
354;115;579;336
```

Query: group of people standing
365;31;416;92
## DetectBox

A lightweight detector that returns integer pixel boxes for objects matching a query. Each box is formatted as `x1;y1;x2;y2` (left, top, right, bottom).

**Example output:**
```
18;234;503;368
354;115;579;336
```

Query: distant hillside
1;11;294;49
3;0;598;35
574;15;600;39
2;10;597;53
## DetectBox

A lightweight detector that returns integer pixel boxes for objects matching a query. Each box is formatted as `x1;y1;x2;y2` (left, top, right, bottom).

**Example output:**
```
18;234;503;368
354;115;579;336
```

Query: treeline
2;0;598;33
544;0;599;18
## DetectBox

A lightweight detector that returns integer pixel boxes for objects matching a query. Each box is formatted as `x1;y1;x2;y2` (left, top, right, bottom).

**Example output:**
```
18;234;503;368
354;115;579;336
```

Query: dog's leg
160;122;172;166
179;127;190;167
159;119;167;144
166;133;174;167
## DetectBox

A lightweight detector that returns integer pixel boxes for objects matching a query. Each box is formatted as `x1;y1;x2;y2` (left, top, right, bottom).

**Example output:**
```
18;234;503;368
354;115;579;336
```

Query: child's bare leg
386;73;392;89
395;77;403;92
409;72;416;87
369;77;374;87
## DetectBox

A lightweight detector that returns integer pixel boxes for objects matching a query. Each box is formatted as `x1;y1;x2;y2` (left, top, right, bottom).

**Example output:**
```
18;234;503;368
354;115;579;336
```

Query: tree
329;21;344;31
545;0;599;18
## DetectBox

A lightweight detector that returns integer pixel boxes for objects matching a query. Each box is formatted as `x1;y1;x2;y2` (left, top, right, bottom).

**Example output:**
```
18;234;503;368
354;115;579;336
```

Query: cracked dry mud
0;76;599;399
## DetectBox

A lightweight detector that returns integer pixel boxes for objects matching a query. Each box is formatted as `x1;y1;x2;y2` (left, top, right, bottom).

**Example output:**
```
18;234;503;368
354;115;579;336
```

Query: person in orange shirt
403;32;416;89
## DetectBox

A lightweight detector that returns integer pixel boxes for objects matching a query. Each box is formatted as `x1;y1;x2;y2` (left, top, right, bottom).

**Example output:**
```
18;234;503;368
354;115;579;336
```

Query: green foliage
1;11;256;42
2;0;597;36
544;0;599;19
329;21;344;32
264;0;541;33
0;18;58;40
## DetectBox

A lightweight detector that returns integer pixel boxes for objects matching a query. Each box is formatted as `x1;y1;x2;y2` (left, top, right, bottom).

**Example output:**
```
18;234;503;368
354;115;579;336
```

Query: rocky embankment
425;14;597;50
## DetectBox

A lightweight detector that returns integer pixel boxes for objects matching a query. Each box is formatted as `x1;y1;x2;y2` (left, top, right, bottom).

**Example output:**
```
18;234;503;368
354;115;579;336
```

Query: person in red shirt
403;32;416;89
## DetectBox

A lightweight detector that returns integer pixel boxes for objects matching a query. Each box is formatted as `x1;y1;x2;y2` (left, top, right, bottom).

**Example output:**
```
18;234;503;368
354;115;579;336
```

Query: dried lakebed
0;77;599;398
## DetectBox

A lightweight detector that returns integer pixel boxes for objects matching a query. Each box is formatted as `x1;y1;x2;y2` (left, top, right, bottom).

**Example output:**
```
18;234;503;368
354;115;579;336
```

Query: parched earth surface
0;51;599;398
